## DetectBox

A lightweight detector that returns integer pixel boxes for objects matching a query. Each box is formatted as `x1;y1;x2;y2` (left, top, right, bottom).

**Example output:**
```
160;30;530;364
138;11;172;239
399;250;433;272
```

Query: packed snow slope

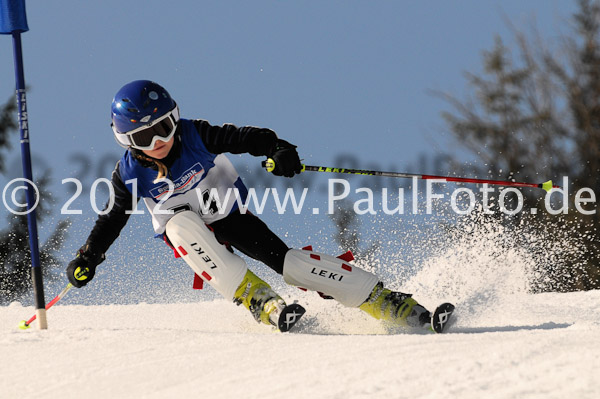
2;214;599;398
2;288;599;399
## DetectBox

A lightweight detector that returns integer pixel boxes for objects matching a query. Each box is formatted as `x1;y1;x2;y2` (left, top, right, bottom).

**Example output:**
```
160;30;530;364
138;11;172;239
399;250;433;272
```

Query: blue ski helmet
111;80;180;149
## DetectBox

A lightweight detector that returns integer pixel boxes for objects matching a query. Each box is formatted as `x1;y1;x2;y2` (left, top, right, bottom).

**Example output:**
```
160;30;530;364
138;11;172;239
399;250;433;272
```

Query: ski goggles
112;106;180;150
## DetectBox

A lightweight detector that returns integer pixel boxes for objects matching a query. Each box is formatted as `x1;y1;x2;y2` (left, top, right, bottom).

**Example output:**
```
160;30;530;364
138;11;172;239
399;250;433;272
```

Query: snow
2;288;599;399
2;213;599;398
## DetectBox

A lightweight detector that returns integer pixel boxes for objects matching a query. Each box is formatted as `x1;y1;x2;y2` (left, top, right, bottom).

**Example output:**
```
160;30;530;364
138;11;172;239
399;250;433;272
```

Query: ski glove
268;139;302;178
66;246;105;288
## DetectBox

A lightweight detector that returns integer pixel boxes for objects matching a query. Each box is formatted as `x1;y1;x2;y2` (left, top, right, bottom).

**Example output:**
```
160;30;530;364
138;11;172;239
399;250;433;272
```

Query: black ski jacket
82;120;278;257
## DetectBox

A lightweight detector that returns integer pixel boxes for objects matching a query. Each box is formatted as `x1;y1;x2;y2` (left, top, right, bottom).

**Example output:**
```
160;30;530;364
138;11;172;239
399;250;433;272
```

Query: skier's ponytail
131;151;168;184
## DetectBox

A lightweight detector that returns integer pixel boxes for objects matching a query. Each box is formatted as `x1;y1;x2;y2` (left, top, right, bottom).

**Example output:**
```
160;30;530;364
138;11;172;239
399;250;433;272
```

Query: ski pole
19;283;73;329
262;159;559;192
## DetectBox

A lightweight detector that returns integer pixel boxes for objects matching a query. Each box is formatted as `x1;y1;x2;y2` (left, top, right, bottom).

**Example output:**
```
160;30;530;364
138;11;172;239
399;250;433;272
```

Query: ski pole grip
261;158;307;173
262;158;276;173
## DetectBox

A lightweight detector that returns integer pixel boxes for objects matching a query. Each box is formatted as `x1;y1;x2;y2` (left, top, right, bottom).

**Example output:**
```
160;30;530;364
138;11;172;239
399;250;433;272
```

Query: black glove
66;247;105;288
268;139;302;178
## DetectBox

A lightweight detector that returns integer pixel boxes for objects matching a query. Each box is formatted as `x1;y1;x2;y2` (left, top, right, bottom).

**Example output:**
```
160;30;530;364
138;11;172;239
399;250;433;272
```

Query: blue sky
1;1;576;176
0;1;579;303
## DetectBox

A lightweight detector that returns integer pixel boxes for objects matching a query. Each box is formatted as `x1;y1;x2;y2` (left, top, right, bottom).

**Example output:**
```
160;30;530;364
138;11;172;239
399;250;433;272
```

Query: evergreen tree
329;200;379;259
0;96;70;304
0;95;17;173
440;0;600;290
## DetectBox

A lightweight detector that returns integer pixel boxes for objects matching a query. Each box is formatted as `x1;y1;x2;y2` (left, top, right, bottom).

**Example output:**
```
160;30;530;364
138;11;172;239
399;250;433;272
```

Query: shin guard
282;248;378;307
165;211;247;301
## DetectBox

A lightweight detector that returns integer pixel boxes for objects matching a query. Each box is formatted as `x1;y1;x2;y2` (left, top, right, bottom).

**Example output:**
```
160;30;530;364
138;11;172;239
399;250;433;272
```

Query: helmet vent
112;80;175;134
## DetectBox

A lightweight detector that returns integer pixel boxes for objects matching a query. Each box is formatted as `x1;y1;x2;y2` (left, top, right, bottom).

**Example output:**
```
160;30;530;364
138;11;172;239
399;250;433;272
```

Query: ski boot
233;269;305;332
359;282;432;330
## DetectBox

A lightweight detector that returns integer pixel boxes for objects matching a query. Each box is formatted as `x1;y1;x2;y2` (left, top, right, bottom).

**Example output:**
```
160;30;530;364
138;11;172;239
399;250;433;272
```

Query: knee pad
282;248;379;307
165;211;247;300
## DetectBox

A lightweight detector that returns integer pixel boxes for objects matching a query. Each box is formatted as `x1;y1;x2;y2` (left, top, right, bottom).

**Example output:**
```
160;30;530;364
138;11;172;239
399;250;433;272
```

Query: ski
277;303;306;332
430;303;455;333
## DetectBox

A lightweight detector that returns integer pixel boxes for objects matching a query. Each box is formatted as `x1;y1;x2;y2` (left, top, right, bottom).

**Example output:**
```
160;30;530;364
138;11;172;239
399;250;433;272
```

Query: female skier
66;80;439;332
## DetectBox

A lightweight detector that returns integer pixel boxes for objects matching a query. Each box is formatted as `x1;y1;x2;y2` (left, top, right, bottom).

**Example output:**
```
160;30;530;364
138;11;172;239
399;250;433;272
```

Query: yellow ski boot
233;269;305;331
359;282;431;329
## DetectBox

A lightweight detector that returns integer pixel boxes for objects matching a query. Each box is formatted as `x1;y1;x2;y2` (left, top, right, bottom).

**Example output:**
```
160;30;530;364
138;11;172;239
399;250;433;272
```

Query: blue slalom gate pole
1;0;47;329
